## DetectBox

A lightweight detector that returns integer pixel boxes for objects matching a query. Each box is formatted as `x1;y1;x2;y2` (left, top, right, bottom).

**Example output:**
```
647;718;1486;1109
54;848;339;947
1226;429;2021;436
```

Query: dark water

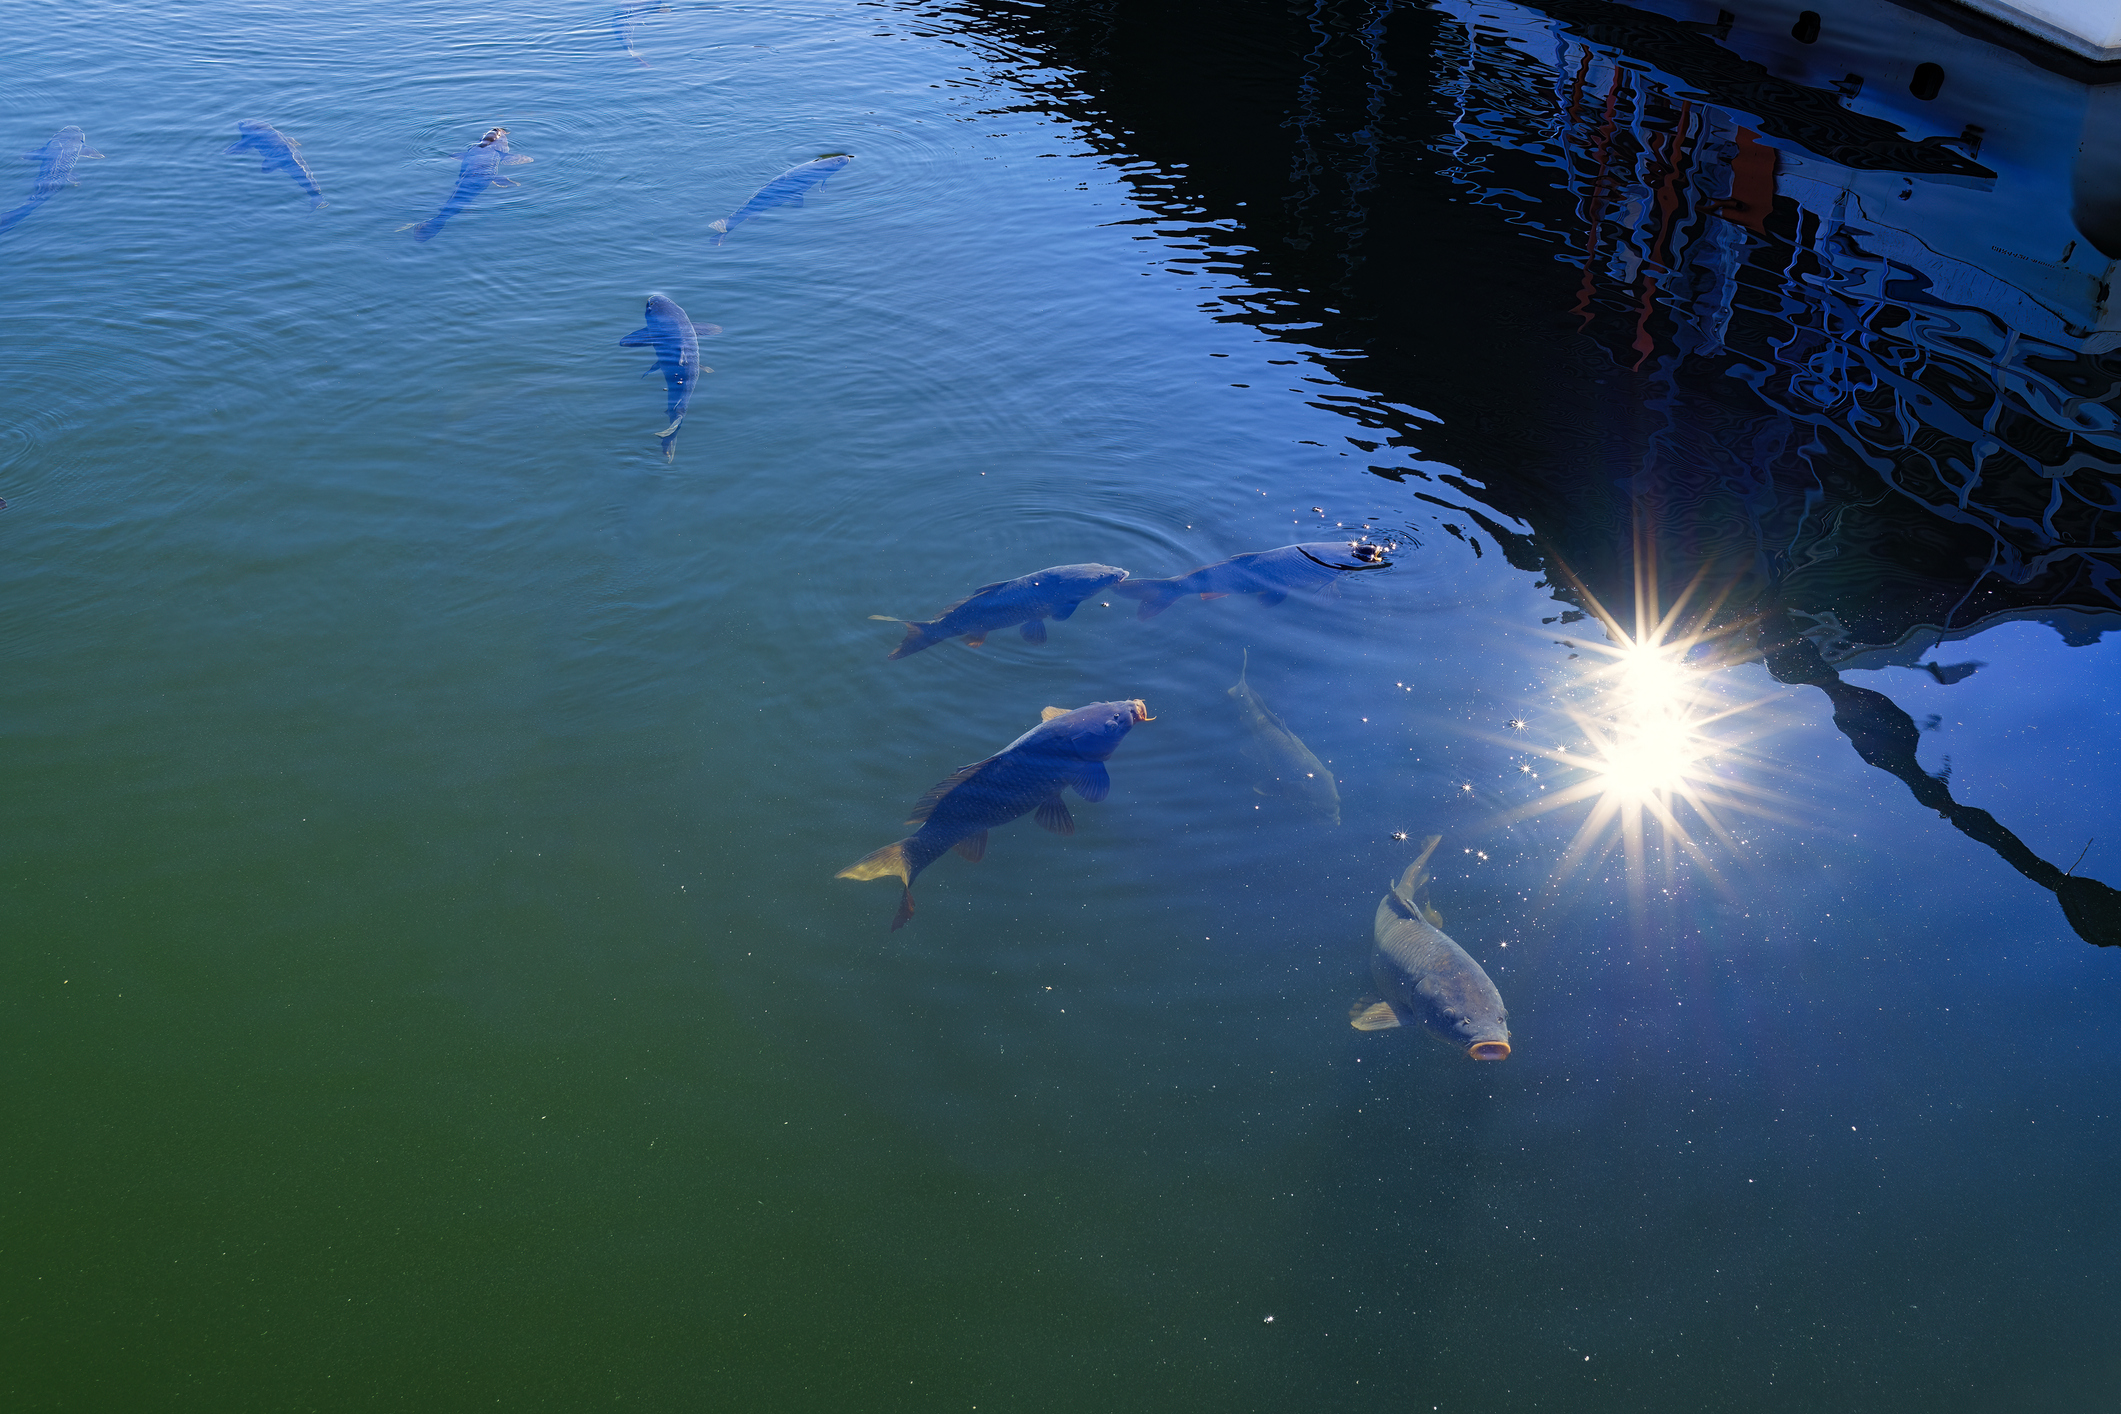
4;0;2118;1409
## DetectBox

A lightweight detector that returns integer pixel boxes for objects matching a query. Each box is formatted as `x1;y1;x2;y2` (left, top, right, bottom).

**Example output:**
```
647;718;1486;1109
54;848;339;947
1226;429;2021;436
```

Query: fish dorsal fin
905;760;990;828
953;830;988;862
1392;835;1444;907
1350;998;1402;1031
1034;796;1074;835
1040;706;1069;722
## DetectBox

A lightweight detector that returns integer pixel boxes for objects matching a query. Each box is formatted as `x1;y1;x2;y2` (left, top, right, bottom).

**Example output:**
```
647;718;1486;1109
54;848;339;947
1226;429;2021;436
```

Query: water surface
4;1;2118;1409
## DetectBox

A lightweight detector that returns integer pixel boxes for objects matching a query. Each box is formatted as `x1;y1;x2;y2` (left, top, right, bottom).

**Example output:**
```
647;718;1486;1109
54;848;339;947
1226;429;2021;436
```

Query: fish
709;154;853;244
837;699;1152;930
1228;649;1339;823
401;127;532;243
618;293;720;462
0;126;104;235
868;563;1130;658
1349;836;1511;1059
222;120;324;209
1111;540;1388;620
613;1;672;67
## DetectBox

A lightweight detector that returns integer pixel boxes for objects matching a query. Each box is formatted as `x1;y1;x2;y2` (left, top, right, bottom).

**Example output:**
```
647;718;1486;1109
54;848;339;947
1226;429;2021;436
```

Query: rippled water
5;1;2118;1409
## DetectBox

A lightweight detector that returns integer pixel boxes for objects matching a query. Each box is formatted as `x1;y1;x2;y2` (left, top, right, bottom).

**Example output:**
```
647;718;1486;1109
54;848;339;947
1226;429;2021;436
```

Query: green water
4;1;2119;1409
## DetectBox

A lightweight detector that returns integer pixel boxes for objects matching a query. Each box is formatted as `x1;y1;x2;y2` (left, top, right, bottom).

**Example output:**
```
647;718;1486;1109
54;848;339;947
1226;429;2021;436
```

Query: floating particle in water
1390;830;1408;841
1506;717;1528;731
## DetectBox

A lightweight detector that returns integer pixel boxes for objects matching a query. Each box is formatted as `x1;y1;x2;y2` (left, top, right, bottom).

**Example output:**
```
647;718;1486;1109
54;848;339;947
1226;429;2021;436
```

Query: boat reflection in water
1425;0;2121;942
964;0;2121;940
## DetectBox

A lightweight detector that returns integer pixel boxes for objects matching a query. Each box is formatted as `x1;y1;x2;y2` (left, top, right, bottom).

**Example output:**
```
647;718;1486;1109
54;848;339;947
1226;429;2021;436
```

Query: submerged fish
1228;649;1339;823
223;120;324;209
709;154;852;244
618;293;720;462
1112;540;1388;620
403;127;532;242
1350;835;1510;1060
1;126;104;235
837;699;1152;930
613;1;672;67
869;563;1129;658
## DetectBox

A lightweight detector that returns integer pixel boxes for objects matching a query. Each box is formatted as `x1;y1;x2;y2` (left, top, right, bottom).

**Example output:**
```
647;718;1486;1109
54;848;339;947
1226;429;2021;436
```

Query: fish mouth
1128;699;1153;722
1467;1040;1511;1061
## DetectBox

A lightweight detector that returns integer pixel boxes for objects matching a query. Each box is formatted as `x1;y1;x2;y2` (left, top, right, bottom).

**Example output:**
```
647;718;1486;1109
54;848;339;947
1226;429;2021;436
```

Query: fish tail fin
1112;577;1182;620
838;840;918;930
837;839;912;886
1394;835;1444;905
877;619;939;660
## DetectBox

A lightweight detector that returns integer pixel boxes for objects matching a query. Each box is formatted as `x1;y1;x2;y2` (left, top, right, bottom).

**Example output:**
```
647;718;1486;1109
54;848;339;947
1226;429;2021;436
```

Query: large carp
1113;540;1388;620
1227;650;1339;824
1350;836;1511;1059
837;700;1151;930
869;563;1129;658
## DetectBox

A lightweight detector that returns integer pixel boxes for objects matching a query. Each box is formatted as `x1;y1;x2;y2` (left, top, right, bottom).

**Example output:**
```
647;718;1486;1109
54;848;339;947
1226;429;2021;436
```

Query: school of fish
4;15;1511;1065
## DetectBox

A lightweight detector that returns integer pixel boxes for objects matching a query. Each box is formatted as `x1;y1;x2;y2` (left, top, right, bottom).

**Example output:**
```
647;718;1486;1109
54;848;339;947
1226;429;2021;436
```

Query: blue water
4;1;2118;1408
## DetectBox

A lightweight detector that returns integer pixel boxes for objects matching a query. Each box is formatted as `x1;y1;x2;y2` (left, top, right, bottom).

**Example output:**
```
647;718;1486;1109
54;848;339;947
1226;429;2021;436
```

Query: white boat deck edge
1946;0;2121;61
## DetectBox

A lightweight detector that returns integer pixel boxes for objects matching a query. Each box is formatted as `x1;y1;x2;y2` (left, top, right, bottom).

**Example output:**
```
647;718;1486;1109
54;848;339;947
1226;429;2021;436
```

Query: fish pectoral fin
654;417;685;438
1019;619;1048;644
81;150;105;160
1034;797;1075;836
1423;904;1444;928
1050;599;1079;622
222;140;252;155
953;830;988;862
1256;590;1288;608
619;328;655;346
1350;998;1402;1031
490;178;520;188
503;154;534;164
1039;706;1069;721
961;633;986;648
696;323;724;337
1071;761;1110;803
642;364;663;377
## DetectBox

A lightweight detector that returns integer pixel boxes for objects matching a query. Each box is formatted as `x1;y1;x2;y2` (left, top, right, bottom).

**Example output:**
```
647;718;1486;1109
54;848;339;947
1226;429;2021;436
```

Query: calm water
4;0;2118;1409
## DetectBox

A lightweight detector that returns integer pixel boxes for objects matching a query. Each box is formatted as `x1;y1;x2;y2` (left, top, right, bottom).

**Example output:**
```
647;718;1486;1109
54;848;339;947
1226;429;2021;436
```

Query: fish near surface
619;293;720;462
709;154;852;244
1112;540;1388;620
223;120;324;209
404;127;532;242
1228;650;1339;823
613;1;672;66
837;700;1151;930
869;563;1129;658
1350;836;1510;1060
1;126;104;235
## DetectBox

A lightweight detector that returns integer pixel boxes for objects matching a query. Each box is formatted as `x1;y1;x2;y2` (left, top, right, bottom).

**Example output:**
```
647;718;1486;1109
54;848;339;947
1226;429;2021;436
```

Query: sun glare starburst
1497;552;1794;904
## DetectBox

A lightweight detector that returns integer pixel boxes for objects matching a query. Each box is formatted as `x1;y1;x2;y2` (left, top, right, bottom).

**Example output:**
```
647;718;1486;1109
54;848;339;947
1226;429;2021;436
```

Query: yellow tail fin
836;840;910;884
